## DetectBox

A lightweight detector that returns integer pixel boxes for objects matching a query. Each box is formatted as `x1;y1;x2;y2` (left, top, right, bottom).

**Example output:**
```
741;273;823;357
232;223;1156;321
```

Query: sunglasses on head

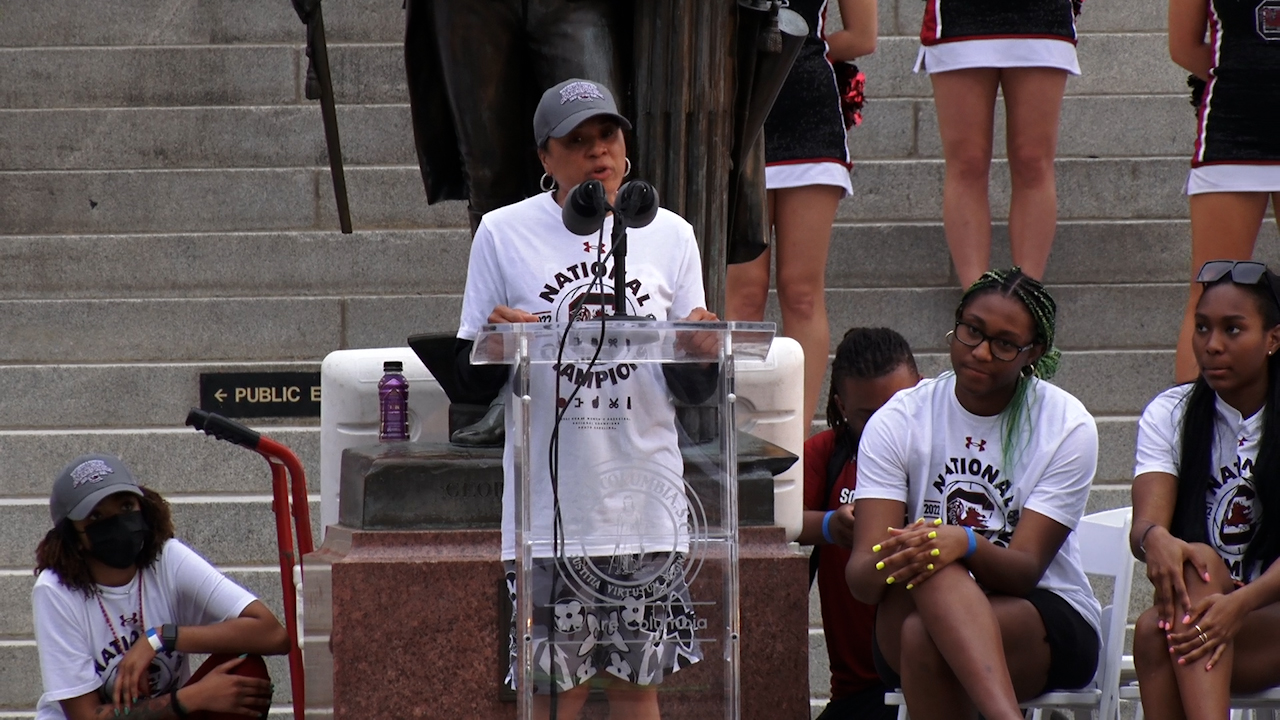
1196;260;1280;310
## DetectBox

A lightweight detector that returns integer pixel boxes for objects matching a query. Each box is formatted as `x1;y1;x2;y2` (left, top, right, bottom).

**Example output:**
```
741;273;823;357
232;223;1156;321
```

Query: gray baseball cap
50;453;144;525
533;79;632;147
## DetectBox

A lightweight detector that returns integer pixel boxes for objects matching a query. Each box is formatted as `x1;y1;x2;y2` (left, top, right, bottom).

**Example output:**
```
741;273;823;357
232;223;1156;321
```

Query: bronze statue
404;1;804;313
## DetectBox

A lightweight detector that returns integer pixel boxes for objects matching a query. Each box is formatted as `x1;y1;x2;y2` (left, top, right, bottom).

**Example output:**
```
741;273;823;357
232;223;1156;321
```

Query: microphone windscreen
562;180;609;236
613;181;659;229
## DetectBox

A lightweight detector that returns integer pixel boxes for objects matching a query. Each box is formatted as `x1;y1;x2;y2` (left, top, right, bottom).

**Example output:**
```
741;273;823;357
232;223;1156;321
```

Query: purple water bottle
378;361;409;442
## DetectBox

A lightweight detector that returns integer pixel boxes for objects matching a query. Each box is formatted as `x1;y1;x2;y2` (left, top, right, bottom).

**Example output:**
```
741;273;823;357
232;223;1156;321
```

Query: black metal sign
199;371;322;418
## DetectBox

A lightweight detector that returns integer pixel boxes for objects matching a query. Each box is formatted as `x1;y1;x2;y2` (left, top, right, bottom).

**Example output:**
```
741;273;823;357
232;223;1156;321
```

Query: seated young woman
32;453;289;720
847;268;1102;720
1132;260;1280;719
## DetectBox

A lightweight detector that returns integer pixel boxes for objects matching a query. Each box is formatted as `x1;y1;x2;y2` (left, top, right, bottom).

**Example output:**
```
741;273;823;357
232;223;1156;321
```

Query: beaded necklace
94;571;145;655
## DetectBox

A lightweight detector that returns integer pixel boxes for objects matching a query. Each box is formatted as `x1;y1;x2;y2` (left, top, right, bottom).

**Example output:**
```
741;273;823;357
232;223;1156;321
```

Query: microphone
612;180;659;229
561;180;610;236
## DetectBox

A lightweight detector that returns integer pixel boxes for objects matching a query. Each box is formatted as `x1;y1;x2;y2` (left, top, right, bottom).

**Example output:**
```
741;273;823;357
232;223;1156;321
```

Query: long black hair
825;327;917;446
1172;278;1280;580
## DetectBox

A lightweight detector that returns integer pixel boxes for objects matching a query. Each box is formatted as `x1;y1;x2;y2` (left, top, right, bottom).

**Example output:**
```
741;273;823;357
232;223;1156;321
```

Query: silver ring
1199;632;1209;646
1193;624;1204;635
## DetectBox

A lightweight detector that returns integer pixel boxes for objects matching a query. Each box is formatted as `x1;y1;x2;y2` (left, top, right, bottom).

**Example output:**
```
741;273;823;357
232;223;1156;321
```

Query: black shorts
871;588;1099;696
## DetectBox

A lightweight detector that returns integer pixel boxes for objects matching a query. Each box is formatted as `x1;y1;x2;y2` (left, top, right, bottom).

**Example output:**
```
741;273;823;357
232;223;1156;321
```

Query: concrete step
6;220;1276;302
0;280;1193;363
0;427;318;498
0;167;467;235
1;158;1190;236
0;294;459;363
0;105;416;171
855;94;1198;160
0;230;472;300
2;30;1175;114
862;34;1181;101
827;219;1280;289
0;362;322;429
843;157;1190;223
0;42;412;111
0;0;400;47
0;94;1190;174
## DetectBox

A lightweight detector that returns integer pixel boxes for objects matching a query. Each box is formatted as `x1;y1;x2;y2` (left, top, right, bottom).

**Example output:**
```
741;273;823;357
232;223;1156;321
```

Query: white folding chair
884;507;1133;720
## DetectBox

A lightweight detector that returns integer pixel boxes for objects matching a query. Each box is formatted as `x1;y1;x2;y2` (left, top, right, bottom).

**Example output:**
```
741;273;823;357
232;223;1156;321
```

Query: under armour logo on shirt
965;437;987;451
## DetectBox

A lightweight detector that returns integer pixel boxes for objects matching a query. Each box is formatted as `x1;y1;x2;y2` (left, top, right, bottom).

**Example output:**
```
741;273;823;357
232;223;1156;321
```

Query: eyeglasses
952;321;1035;362
1196;260;1280;310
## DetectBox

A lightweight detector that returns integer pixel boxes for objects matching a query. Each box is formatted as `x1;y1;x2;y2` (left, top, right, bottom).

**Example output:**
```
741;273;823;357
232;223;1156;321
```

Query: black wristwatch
161;623;179;653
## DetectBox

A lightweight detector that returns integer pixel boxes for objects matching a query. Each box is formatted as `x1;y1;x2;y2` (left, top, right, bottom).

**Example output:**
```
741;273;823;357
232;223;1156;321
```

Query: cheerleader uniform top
1192;0;1280;166
916;0;1081;74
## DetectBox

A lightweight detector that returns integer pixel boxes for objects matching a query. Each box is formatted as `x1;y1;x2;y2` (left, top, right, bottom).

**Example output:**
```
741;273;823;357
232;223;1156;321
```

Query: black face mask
84;511;149;569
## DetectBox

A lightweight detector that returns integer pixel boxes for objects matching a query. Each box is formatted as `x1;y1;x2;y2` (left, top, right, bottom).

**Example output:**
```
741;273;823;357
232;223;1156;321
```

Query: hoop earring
540;173;556;193
945;330;955;342
624;158;632;178
1021;364;1035;378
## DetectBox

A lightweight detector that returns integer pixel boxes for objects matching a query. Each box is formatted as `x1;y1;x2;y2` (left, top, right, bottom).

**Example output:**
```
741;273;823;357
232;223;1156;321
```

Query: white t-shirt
457;192;706;560
1134;384;1263;582
32;539;257;719
854;373;1102;632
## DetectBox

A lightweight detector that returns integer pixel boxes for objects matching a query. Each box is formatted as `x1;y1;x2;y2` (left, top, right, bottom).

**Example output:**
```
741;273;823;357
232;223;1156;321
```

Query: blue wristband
964;526;978;558
821;511;836;544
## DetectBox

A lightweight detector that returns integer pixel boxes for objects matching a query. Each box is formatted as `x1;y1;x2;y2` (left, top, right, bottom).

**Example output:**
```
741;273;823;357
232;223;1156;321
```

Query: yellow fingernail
886;576;895;585
872;544;882;552
876;561;885;570
916;517;925;524
887;526;895;532
926;564;934;571
931;548;940;557
928;531;937;539
906;584;914;590
933;518;943;526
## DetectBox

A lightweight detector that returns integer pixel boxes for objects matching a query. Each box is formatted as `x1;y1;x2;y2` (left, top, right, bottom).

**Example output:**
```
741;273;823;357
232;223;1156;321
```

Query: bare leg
1000;67;1068;281
1174;192;1269;382
931;68;1000;288
876;563;1046;720
1135;543;1233;719
724;243;772;323
535;682;591;720
604;681;661;720
1133;607;1189;720
773;184;842;427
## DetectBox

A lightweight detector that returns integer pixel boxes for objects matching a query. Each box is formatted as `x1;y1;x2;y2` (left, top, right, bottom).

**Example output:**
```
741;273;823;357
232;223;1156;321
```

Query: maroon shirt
804;429;882;699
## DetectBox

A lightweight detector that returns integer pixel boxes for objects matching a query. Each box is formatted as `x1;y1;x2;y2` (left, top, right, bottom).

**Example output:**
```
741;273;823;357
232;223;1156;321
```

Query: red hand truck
187;408;313;720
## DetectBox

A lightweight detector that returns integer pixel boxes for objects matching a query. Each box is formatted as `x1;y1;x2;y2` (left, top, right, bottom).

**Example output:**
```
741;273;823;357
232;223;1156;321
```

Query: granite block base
303;526;808;719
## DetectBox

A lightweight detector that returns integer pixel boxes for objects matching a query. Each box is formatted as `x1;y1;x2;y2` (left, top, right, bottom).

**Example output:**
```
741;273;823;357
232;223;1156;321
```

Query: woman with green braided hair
846;267;1101;720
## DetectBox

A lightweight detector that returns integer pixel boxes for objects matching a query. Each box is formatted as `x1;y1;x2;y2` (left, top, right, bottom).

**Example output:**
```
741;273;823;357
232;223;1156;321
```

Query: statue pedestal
303;439;808;719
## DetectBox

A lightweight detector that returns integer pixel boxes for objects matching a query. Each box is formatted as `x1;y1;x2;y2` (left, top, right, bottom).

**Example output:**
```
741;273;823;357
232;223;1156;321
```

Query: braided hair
826;327;918;440
956;267;1060;468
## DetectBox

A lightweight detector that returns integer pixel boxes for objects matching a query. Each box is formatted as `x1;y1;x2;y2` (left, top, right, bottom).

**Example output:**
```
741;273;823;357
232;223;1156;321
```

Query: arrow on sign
214;389;227;402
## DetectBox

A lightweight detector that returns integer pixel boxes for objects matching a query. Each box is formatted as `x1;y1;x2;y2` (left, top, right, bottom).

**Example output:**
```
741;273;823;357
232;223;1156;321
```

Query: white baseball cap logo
559;81;604;105
70;459;115;489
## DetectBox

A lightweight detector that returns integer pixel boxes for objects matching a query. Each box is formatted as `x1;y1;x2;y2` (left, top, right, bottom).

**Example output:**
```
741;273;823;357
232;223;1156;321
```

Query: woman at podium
454;78;718;719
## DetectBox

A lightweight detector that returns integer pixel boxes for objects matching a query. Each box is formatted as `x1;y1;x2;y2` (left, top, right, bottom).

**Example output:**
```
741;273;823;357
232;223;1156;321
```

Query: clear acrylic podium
472;320;775;720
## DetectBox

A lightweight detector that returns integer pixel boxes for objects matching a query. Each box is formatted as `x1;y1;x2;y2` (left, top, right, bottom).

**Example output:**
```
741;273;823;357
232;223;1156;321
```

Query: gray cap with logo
50;453;144;525
533;79;632;147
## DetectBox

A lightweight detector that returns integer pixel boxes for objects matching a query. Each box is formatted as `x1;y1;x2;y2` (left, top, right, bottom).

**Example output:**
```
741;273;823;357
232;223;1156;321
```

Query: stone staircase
0;0;1267;718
